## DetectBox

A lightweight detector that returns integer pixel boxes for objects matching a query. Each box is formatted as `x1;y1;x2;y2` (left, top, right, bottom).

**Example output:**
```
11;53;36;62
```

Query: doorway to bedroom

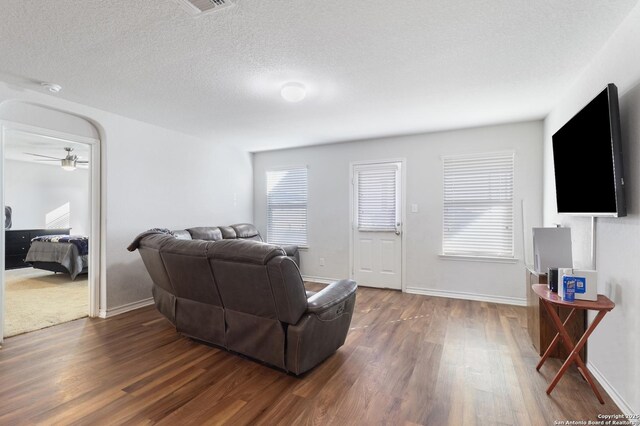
1;125;97;339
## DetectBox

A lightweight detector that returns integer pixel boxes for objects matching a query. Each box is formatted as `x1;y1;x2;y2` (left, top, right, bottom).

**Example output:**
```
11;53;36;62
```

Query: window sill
269;244;309;250
439;254;519;264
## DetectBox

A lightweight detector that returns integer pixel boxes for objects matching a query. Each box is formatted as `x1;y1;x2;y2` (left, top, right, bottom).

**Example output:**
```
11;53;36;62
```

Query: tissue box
559;269;598;301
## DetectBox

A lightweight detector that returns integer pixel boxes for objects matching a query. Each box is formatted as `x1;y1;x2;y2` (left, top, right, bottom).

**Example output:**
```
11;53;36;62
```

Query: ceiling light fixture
24;147;87;171
61;147;77;171
61;158;76;171
281;82;306;103
41;82;62;93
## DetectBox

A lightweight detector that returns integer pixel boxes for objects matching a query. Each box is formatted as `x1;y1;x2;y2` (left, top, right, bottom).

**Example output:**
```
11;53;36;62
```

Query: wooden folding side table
532;284;615;404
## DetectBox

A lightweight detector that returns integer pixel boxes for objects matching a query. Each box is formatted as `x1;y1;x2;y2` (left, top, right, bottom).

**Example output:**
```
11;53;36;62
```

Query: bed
25;235;89;280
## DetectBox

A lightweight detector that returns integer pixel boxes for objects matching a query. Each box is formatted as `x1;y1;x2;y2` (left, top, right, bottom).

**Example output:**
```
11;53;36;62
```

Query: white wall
104;124;253;308
4;160;90;235
543;2;640;415
0;83;254;312
254;121;543;303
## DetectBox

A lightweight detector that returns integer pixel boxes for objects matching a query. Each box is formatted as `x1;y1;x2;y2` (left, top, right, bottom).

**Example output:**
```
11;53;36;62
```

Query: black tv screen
552;84;626;217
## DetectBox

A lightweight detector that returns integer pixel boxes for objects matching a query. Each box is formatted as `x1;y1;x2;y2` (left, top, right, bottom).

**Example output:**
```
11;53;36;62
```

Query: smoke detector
174;0;235;16
41;82;62;93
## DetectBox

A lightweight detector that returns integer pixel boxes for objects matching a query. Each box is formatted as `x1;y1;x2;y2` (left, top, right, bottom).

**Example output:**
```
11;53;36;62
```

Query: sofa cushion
187;227;223;241
230;223;263;241
155;237;222;304
173;230;192;240
219;226;237;239
208;241;283;321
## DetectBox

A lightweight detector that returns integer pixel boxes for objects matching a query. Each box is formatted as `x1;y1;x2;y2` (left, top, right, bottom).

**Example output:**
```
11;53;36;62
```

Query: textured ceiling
0;0;637;151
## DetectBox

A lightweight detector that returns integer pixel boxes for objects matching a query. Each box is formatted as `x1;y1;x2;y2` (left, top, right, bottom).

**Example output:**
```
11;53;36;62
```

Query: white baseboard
302;278;526;307
99;297;154;319
301;275;337;285
405;286;526;306
587;361;635;415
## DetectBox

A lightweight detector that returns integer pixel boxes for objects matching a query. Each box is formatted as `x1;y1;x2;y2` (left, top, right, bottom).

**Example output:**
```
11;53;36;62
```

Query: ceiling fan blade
36;159;61;162
76;160;89;164
25;152;62;160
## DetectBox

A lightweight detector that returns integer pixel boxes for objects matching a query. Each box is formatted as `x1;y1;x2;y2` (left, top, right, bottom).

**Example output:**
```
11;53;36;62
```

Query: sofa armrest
279;244;300;266
287;279;357;374
280;244;298;256
306;279;357;313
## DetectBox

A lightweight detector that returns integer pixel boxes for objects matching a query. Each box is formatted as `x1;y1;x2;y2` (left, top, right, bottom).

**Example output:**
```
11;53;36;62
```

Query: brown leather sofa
129;232;356;375
173;223;300;266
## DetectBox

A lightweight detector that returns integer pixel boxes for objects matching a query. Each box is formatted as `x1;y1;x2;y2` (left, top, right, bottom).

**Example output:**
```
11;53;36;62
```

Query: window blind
356;167;398;231
267;167;308;246
442;153;514;258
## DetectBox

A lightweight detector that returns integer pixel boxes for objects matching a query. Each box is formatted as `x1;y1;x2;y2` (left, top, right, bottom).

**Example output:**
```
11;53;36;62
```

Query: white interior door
352;161;402;290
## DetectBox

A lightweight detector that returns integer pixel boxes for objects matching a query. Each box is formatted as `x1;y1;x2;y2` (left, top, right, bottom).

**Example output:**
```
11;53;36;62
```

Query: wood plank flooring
0;284;621;425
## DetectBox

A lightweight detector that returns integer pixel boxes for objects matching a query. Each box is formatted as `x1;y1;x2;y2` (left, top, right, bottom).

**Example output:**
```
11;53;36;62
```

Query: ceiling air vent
175;0;235;16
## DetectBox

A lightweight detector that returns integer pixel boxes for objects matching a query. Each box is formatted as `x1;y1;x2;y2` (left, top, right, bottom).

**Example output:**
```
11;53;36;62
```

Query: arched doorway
0;102;102;344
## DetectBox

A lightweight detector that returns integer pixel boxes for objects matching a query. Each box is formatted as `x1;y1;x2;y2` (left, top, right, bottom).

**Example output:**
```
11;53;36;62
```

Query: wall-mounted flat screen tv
552;83;626;217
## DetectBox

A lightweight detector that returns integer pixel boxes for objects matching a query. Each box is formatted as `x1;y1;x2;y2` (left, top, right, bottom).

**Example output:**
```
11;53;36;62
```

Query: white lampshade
281;82;306;103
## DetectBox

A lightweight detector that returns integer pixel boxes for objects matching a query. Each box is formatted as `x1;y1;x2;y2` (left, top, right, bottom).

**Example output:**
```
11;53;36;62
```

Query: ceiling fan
25;147;89;171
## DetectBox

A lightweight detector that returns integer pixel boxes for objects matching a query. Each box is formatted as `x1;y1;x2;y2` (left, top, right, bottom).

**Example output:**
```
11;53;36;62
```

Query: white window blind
442;153;514;258
267;167;308;246
356;166;398;231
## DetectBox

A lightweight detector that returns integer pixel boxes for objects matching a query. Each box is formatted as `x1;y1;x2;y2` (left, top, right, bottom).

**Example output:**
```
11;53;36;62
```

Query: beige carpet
4;268;88;337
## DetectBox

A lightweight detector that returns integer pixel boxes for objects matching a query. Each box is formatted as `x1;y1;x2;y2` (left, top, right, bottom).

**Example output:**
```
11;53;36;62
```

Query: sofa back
137;234;175;296
136;235;306;368
175;223;264;242
208;240;307;324
137;234;178;324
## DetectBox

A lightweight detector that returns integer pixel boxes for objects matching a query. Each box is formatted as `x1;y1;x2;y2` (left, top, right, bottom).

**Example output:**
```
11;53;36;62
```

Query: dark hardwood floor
0;284;621;425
